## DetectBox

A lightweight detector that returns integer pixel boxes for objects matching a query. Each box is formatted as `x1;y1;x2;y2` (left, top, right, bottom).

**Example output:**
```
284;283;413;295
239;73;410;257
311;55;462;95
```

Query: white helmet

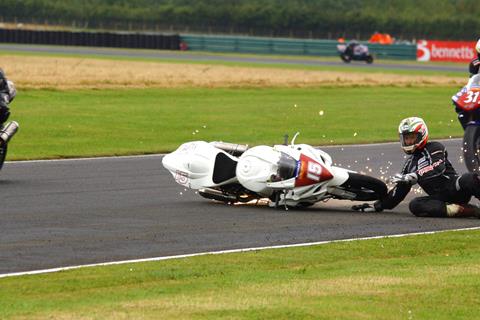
398;117;429;154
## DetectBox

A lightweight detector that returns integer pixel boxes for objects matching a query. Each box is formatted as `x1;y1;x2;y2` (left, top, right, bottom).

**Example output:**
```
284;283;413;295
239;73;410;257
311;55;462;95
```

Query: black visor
400;132;422;147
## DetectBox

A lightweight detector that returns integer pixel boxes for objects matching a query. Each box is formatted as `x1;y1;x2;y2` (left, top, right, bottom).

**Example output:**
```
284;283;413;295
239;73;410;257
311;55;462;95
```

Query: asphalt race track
0;44;473;274
1;139;479;274
0;43;466;73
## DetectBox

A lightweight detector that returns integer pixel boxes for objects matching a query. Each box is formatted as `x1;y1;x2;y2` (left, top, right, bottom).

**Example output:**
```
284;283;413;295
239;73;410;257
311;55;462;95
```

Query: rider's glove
390;173;418;185
352;202;383;213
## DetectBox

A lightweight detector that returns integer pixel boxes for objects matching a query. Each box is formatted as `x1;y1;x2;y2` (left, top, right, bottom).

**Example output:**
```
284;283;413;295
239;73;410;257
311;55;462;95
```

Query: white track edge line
1;226;479;279
5;153;164;164
5;138;462;164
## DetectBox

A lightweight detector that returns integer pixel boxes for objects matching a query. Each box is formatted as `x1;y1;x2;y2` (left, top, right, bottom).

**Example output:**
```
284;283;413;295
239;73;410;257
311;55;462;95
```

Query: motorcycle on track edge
452;74;480;172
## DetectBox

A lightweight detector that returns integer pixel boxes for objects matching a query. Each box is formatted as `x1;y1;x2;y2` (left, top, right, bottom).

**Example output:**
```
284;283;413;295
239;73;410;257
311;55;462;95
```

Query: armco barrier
181;34;416;60
0;28;180;50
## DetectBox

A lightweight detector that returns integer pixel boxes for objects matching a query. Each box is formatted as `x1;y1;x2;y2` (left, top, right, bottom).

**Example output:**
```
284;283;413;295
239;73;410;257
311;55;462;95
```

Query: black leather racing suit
469;57;480;77
0;69;15;124
345;43;358;57
375;141;480;217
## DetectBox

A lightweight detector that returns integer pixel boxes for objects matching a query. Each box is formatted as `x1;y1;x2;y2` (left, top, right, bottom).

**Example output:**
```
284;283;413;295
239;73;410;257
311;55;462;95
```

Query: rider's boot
0;121;18;144
446;203;480;218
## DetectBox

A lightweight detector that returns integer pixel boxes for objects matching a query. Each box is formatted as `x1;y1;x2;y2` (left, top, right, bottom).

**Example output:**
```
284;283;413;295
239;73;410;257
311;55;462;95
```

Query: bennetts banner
417;40;477;63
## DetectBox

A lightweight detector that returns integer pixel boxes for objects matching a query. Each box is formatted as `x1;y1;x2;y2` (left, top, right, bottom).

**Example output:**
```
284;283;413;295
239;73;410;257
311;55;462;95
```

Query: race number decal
307;161;322;181
457;90;480;111
464;91;480;104
296;154;333;187
175;170;190;186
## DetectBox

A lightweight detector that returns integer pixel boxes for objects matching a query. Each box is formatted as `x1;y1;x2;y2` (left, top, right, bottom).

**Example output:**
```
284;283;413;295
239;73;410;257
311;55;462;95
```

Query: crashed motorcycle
452;74;480;172
162;137;387;208
337;43;374;64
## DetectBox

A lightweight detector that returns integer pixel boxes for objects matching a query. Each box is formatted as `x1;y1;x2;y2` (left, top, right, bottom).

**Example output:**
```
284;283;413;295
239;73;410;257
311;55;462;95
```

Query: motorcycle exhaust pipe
0;121;18;143
211;141;248;156
198;188;238;203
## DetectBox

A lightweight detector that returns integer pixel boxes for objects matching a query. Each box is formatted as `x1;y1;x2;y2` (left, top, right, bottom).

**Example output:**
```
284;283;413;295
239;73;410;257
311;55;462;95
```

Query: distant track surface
1;139;479;274
0;44;466;73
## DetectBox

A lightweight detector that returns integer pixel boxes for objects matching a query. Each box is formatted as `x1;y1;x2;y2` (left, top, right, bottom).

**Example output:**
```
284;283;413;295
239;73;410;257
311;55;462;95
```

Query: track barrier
0;28;180;50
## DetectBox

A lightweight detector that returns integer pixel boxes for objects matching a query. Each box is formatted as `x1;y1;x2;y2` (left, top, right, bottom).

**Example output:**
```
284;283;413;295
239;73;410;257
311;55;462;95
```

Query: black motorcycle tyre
340;54;352;63
0;143;7;171
340;172;387;201
366;55;374;64
463;125;480;172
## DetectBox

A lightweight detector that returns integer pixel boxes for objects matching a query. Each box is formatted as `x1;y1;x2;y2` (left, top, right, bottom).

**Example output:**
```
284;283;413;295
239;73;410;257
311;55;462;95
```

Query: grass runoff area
2;230;480;319
10;86;462;160
1;49;467;160
0;47;466;77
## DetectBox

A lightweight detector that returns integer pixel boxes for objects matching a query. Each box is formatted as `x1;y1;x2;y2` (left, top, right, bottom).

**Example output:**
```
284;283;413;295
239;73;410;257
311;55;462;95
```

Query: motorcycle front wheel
463;125;480;172
340;172;387;201
0;143;7;171
340;54;351;63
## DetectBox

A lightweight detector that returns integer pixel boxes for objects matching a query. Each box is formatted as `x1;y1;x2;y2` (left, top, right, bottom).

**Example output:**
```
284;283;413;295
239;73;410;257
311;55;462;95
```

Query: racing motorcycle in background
337;42;374;64
452;74;480;172
162;136;387;209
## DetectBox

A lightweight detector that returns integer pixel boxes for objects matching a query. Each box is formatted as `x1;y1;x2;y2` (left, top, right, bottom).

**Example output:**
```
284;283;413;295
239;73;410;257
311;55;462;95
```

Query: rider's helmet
476;38;480;59
398;117;429;154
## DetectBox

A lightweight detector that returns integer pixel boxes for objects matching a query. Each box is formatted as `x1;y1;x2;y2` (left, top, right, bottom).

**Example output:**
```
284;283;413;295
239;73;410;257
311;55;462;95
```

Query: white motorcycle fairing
162;140;387;208
162;141;239;189
236;144;351;206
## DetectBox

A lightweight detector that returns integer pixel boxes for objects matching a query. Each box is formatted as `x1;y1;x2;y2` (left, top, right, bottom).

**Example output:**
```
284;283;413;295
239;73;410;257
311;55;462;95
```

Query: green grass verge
0;47;466;77
2;229;480;319
9;86;462;160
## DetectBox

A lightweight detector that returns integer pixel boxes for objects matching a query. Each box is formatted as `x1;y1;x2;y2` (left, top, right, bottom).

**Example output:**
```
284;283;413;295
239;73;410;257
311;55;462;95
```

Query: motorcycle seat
212;152;237;184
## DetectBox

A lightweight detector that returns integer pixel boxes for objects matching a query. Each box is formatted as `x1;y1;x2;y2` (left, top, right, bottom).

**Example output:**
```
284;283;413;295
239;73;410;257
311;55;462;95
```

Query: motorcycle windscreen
269;152;298;182
295;154;333;187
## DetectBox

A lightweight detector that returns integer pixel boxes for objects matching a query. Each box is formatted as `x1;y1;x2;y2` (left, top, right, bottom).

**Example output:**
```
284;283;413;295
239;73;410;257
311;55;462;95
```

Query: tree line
0;0;478;40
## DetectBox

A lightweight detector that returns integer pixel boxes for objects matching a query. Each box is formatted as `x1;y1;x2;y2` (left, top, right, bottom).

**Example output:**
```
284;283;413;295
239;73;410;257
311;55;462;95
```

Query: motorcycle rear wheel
340;172;387;201
463;125;480;172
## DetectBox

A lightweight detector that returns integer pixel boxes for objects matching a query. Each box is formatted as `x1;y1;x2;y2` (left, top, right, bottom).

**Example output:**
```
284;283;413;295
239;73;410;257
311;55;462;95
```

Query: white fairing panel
162;141;238;189
236;146;280;196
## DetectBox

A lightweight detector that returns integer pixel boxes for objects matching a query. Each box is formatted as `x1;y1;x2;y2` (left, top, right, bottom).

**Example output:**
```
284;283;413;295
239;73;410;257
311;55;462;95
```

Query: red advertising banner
417;40;476;62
